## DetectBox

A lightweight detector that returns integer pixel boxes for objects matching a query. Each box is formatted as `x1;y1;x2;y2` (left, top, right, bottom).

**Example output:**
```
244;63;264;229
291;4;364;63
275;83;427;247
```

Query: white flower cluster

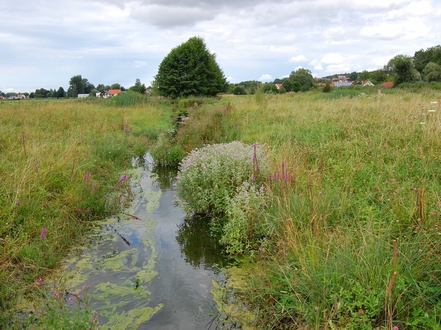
176;141;268;216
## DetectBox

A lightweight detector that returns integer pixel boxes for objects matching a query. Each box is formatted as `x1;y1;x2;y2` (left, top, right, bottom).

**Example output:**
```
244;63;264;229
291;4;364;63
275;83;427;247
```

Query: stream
61;154;228;329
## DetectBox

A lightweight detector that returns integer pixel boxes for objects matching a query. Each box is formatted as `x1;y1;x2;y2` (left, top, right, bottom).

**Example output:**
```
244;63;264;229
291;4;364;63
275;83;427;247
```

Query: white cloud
1;0;441;91
321;53;344;65
289;55;307;62
258;74;272;81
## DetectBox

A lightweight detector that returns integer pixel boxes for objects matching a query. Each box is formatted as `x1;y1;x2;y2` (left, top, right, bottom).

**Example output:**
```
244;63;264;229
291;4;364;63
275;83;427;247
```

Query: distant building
362;80;375;87
78;94;89;98
108;89;122;96
332;75;353;87
381;81;394;87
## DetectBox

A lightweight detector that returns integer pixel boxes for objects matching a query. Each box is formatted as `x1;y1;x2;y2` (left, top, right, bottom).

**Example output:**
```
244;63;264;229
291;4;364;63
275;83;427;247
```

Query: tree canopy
153;37;227;98
68;75;94;97
289;68;314;92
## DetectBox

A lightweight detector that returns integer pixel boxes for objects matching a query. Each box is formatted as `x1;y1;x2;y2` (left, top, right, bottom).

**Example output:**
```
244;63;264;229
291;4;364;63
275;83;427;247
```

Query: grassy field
217;88;441;329
0;97;174;327
1;88;441;329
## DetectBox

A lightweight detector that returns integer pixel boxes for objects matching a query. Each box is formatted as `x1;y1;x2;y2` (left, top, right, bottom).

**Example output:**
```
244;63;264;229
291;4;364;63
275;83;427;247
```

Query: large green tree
414;45;441;73
385;55;419;86
68;75;94;97
423;62;441;82
153;36;227;98
289;68;314;92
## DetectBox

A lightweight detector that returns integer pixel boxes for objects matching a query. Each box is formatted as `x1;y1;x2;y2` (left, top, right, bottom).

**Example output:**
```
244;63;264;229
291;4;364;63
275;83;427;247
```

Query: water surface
62;155;226;329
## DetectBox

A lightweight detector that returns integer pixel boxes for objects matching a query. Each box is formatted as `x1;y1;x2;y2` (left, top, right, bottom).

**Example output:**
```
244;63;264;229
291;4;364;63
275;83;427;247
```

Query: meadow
1;87;441;329
215;88;441;329
0;96;174;327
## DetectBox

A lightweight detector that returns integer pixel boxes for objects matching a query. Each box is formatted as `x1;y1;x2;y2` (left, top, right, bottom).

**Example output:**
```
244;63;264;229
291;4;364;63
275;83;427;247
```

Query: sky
1;0;440;93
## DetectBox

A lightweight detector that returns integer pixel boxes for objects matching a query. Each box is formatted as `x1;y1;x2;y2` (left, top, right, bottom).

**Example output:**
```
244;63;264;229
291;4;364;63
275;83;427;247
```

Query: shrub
111;90;146;106
221;181;271;255
176;141;268;216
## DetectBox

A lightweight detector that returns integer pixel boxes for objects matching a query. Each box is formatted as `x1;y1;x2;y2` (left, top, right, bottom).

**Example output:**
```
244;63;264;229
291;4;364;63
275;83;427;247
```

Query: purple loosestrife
40;227;47;239
118;174;127;184
37;278;42;286
16;200;21;206
84;171;91;181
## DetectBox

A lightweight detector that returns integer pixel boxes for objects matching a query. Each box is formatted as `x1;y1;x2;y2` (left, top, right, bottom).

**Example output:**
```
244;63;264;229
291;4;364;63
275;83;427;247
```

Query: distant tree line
227;44;441;95
8;43;441;99
27;76;150;98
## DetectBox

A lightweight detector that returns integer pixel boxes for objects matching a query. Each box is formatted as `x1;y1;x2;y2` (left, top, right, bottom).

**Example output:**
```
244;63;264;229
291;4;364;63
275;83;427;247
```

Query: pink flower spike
16;200;21;206
84;171;91;181
37;278;42;286
118;174;127;184
40;227;47;239
393;326;399;330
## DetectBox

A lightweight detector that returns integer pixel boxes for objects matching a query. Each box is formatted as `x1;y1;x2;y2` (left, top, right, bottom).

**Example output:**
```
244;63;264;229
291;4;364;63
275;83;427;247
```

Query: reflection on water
177;215;230;270
61;154;228;329
151;165;178;190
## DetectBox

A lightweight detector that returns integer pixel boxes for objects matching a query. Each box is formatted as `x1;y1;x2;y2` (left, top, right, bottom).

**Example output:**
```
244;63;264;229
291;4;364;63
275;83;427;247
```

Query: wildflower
68;296;73;301
118;174;127;184
393;326;399;330
37;278;42;286
40;227;47;239
16;200;21;206
84;171;91;181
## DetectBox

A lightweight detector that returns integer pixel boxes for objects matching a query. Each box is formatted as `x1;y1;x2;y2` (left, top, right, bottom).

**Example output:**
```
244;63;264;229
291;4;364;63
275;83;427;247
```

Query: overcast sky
1;0;440;93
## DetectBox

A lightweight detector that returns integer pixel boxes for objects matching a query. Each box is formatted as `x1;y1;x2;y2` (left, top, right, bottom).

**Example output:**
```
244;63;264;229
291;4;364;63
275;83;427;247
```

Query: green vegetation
174;89;441;329
153;36;228;98
2;86;441;329
0;98;173;328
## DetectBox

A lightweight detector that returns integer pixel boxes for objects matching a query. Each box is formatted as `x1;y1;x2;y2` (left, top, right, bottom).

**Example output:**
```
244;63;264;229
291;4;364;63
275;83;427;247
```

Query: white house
78;94;89;98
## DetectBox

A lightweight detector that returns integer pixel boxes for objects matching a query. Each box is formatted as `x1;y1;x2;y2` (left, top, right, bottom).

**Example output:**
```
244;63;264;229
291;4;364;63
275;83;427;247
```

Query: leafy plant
221;181;271;255
176;141;268;216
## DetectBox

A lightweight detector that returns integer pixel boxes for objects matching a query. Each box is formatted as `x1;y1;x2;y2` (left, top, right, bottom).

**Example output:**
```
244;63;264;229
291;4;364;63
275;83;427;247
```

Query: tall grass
217;90;441;328
0;99;173;327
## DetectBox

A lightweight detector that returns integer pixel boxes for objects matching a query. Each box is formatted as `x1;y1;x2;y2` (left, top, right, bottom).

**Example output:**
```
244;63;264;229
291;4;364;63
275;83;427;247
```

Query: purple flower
40;227;47;239
16;200;21;206
118;174;127;184
83;171;91;181
37;278;42;286
253;142;257;151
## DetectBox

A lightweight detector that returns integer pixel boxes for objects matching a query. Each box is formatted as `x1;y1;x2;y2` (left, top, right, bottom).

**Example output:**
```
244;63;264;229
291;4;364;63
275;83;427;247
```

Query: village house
333;75;353;87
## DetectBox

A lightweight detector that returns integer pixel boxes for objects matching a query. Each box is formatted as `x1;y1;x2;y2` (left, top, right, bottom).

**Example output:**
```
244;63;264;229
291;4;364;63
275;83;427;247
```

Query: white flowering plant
176;141;268;216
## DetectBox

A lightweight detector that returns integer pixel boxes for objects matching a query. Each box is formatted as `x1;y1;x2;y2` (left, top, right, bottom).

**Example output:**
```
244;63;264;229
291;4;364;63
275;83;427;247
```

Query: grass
2;89;441;329
0;98;174;327
212;89;441;329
